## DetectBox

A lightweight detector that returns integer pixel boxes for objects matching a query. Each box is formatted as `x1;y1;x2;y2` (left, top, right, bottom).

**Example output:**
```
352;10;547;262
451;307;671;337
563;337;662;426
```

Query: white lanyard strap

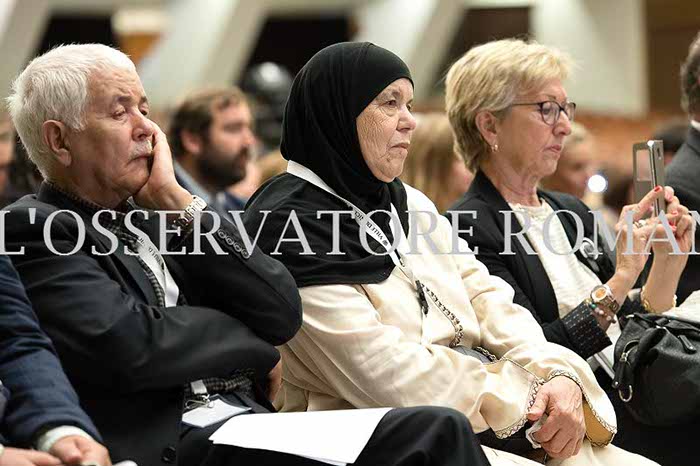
286;161;430;320
131;233;180;307
287;160;404;268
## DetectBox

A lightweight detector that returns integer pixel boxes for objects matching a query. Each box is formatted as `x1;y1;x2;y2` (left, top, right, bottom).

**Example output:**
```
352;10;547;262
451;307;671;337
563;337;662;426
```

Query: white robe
276;184;655;466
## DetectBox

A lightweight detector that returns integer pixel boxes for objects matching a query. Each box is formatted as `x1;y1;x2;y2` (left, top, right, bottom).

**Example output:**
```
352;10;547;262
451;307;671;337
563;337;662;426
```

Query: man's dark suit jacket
3;183;302;465
665;125;700;304
449;171;629;359
0;254;100;447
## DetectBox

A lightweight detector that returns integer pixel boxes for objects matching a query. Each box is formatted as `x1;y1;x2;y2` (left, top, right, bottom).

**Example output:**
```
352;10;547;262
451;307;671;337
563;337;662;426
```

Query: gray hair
7;43;135;178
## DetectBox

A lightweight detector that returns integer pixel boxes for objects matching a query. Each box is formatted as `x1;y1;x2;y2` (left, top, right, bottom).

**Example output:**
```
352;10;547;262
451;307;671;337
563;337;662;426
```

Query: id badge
182;395;251;428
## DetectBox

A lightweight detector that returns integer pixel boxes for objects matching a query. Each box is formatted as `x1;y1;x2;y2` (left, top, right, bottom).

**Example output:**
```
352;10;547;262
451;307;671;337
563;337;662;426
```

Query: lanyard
287;161;403;267
131;233;180;307
286;161;430;319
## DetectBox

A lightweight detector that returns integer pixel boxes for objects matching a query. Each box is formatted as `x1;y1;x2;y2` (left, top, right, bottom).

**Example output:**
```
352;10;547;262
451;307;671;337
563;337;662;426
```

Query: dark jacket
0;254;100;447
2;183;302;465
449;171;640;359
451;172;698;465
665;125;700;304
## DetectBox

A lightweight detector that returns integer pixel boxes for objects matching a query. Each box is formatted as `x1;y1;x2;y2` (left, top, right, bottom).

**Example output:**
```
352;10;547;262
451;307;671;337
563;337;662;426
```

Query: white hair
6;43;135;178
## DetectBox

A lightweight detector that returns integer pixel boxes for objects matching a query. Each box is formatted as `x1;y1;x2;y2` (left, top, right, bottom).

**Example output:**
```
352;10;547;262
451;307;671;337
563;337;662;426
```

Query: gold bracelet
584;298;616;323
640;286;677;314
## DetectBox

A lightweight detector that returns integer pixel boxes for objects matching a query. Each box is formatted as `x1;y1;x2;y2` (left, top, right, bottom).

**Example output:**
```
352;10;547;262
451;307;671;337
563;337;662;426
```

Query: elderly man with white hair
2;44;492;466
2;43;303;466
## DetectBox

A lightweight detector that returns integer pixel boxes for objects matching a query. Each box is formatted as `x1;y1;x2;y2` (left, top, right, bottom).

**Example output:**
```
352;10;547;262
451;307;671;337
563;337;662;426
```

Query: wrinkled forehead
87;67;147;108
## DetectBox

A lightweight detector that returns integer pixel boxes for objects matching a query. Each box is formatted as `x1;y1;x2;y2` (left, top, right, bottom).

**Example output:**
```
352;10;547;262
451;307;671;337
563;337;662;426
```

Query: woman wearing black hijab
245;42;654;466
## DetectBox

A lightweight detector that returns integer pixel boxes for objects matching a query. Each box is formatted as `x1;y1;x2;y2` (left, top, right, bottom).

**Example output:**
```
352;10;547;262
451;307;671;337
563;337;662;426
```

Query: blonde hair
445;39;572;172
402;113;466;212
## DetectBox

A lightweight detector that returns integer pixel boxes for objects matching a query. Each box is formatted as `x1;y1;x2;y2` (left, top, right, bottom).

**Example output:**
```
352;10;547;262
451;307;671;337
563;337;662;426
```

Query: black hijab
244;42;413;287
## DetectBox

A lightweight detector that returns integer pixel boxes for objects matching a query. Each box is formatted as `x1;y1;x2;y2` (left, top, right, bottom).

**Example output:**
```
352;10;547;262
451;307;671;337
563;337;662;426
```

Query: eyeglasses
509;100;576;126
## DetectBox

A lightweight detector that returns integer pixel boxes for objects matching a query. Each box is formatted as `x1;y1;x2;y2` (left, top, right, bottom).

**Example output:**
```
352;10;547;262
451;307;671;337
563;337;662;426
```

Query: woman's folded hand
527;376;585;459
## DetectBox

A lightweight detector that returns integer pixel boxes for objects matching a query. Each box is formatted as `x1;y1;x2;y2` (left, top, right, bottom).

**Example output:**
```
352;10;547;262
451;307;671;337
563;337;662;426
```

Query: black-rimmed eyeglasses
509;100;576;126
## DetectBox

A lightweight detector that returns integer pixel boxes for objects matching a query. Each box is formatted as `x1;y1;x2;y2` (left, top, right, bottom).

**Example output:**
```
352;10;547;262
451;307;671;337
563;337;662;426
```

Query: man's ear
42;120;72;167
180;129;203;156
474;111;499;148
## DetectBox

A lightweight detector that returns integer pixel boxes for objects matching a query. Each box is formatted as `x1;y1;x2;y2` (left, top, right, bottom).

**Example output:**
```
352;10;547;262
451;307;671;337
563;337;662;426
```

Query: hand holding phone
632;140;666;216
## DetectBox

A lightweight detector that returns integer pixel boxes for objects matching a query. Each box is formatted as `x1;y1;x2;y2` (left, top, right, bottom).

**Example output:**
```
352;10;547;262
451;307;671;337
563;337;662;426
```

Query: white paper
209;408;392;465
666;290;700;321
525;413;548;448
182;398;250;428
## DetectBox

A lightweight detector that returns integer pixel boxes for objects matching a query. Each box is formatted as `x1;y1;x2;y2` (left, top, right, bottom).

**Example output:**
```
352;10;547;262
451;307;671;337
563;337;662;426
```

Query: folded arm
4;207;280;393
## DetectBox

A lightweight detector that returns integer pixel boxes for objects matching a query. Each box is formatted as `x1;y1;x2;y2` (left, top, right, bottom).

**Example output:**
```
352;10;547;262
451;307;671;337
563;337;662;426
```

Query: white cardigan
276;184;616;446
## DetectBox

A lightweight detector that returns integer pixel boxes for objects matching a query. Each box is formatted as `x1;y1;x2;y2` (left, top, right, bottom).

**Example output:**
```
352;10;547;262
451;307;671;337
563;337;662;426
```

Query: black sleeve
455;208;611;359
4;206;282;394
169;208;302;346
560;303;612;358
662;181;700;304
0;255;101;446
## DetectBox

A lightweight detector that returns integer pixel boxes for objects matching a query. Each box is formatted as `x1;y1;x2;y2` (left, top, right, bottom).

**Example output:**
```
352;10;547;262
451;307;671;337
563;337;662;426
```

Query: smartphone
632;140;666;216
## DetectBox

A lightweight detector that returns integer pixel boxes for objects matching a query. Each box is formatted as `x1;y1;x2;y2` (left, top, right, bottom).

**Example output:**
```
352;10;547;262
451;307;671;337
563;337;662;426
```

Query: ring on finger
633;219;647;229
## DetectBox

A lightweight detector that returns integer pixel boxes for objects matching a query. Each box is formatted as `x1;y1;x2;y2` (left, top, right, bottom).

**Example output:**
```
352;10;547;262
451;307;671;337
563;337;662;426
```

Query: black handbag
612;312;700;426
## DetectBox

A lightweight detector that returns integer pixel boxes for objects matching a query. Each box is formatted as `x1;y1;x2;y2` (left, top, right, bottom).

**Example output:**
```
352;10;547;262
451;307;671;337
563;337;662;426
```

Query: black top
665;125;700;304
449;171;641;359
245;42;413;287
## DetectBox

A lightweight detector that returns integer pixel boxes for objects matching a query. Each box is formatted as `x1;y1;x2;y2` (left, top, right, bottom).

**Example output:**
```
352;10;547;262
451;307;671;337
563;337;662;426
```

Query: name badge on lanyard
286;161;431;321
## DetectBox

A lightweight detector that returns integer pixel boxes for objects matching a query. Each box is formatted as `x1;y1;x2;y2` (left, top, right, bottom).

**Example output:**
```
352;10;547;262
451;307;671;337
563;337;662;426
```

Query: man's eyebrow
112;95;149;106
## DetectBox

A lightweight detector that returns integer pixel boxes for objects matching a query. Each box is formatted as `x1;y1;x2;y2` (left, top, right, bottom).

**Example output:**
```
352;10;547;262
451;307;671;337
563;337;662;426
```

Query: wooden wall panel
646;0;700;111
117;33;160;66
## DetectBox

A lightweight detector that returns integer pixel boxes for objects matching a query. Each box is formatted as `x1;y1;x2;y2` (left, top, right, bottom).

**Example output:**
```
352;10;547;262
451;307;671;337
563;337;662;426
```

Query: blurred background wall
1;0;699;181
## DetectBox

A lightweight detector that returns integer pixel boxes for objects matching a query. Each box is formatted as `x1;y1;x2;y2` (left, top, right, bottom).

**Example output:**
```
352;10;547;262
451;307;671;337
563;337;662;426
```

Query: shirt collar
44;182;141;231
174;162;214;205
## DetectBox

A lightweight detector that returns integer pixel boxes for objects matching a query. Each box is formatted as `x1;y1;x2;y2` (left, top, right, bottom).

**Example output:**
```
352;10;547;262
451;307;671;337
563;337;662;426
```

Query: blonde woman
401;113;472;212
447;38;695;465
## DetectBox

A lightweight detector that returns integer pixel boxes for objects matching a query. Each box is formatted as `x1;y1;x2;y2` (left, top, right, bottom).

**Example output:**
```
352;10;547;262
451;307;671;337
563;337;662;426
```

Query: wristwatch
173;195;207;231
590;284;620;314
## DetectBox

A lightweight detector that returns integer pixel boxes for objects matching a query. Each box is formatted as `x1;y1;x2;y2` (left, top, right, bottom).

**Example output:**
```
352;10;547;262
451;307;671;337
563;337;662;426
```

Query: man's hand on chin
50;435;112;466
134;122;192;211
